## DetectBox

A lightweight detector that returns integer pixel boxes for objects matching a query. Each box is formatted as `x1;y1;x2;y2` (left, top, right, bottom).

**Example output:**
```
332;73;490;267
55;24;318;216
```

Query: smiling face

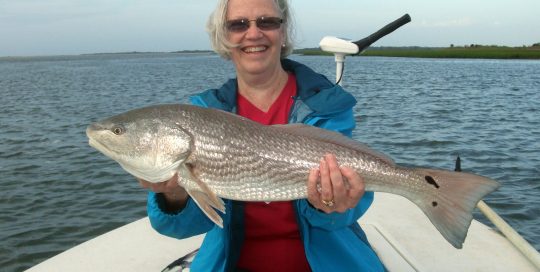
226;0;285;76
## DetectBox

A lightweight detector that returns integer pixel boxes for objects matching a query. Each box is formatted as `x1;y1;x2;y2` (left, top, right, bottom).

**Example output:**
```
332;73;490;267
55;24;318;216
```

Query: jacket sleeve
300;108;375;230
147;192;214;238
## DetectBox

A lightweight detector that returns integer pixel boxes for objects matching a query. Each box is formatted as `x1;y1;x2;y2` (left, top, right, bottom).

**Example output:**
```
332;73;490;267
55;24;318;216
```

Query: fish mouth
87;136;115;160
87;137;100;151
86;125;97;148
86;127;100;149
85;123;101;141
86;125;116;160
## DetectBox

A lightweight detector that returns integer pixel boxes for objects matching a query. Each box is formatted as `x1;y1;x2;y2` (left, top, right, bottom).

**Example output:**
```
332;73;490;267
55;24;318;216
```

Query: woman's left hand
307;153;366;213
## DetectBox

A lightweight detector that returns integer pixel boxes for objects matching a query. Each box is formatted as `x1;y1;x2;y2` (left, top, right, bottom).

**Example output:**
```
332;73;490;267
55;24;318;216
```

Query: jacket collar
192;59;356;116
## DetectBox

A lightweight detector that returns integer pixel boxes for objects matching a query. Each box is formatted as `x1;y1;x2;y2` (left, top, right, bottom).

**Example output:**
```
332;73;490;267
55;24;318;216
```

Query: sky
1;0;539;57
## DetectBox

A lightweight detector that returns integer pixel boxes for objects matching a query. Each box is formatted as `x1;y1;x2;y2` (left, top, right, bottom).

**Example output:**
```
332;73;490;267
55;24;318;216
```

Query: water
0;54;538;271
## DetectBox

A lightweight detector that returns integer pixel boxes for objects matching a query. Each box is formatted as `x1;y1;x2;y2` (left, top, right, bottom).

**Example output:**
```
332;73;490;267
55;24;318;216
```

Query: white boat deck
361;193;537;271
27;193;538;271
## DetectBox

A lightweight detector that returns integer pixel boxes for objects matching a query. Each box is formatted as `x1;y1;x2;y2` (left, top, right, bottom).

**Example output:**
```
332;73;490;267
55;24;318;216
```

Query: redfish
86;104;499;248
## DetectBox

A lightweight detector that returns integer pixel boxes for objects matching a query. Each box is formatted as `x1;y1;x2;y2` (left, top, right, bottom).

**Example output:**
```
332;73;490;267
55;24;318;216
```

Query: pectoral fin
187;190;224;227
177;164;226;227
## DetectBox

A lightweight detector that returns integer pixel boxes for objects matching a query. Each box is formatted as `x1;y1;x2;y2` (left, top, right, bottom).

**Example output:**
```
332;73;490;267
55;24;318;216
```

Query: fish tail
411;168;499;248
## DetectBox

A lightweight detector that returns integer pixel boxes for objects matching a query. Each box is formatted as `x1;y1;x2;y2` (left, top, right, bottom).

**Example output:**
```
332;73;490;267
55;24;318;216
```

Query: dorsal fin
272;124;395;165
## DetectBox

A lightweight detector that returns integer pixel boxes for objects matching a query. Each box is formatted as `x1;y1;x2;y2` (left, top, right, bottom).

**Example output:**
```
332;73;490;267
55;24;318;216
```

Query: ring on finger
322;199;335;208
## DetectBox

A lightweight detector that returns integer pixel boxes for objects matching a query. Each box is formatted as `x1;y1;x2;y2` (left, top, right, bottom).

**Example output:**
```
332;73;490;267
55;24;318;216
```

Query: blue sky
1;0;539;57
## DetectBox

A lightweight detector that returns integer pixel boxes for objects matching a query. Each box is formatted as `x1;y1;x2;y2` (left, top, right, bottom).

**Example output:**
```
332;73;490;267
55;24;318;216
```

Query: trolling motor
319;14;412;85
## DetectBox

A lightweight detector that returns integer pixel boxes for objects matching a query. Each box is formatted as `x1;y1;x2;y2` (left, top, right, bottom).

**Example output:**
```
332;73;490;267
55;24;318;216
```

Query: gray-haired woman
140;0;384;271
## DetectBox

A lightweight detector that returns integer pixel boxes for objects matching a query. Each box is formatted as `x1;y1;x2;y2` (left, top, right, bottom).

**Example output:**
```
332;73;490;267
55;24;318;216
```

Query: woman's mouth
242;46;268;53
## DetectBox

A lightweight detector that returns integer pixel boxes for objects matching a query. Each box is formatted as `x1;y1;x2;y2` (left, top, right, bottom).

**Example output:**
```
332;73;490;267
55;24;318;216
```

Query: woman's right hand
138;174;189;212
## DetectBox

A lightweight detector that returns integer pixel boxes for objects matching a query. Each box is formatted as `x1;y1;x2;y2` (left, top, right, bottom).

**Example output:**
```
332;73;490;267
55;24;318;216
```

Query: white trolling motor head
318;14;412;85
319;36;360;55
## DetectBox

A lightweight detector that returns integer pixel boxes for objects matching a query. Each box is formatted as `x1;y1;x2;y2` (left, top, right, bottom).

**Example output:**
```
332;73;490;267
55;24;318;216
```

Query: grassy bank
295;46;540;59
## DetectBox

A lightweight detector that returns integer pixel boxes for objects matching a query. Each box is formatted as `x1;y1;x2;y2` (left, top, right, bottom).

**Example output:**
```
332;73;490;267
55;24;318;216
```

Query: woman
140;0;384;271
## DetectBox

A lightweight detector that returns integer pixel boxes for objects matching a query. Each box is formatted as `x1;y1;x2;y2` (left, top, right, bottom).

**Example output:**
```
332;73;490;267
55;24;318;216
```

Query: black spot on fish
432;201;438;207
425;175;440;189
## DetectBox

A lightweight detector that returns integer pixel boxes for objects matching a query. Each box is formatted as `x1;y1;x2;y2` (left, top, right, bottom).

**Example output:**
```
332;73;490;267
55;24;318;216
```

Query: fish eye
112;126;124;135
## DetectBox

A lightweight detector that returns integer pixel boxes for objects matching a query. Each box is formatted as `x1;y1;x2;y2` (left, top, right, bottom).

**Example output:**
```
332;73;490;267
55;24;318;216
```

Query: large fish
86;104;499;248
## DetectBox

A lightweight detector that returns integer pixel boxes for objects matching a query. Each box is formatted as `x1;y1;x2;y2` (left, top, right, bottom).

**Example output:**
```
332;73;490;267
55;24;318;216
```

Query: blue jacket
147;59;384;272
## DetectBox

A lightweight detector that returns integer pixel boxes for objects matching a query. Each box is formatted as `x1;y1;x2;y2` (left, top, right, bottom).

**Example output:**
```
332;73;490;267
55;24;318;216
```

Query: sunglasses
226;16;284;33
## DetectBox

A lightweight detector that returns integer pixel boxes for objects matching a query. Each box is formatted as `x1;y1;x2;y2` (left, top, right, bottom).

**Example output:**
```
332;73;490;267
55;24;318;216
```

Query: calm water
0;54;538;271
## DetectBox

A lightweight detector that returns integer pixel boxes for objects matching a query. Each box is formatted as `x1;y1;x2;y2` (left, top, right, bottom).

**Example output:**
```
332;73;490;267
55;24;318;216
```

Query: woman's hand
307;154;366;213
138;174;189;212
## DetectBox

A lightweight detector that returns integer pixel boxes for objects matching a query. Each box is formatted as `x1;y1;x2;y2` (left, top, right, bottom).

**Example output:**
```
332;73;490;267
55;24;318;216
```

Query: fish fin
177;164;226;227
411;168;500;248
187;189;224;228
273;124;395;165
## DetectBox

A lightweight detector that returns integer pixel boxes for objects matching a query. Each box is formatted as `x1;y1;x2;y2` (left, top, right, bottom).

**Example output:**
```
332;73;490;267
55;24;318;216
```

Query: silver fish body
87;104;499;249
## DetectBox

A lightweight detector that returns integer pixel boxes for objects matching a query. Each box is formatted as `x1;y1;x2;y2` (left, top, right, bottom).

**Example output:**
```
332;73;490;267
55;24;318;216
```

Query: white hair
206;0;295;59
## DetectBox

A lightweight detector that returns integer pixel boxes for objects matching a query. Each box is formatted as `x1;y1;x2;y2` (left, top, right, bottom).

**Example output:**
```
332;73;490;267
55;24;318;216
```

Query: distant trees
458;43;540;48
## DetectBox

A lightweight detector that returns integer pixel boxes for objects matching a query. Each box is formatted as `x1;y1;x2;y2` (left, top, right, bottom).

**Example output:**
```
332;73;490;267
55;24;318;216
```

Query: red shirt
235;74;311;272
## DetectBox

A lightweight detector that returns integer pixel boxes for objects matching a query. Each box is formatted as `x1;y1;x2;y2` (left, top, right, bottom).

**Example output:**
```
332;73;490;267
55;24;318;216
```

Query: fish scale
185;111;318;200
87;103;500;248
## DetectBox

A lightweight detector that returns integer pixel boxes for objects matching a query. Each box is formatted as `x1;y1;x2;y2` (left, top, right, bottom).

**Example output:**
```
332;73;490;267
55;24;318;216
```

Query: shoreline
3;46;540;60
0;51;216;60
295;46;540;60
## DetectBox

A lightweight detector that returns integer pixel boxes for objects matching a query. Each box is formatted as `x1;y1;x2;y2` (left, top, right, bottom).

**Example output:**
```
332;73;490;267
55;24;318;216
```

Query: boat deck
26;193;538;271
